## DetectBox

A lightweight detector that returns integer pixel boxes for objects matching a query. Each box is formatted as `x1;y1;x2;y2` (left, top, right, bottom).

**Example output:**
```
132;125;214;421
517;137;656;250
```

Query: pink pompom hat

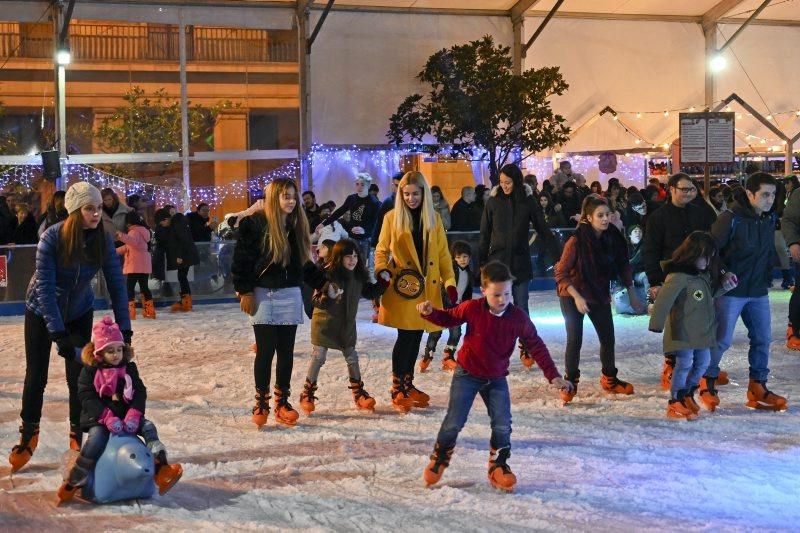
92;315;125;359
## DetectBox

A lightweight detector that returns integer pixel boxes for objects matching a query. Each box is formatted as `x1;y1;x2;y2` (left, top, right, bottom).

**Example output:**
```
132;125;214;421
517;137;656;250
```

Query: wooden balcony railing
0;22;297;63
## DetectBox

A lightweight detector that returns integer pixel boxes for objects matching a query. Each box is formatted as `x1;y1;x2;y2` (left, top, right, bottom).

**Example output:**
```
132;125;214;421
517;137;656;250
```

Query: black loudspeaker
41;150;62;180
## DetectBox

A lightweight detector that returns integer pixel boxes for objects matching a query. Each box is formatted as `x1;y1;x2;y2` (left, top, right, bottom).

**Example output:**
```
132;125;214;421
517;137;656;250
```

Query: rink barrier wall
0;230;781;316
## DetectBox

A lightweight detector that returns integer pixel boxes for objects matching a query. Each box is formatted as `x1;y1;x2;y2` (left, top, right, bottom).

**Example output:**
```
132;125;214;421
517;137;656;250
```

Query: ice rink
1;290;799;531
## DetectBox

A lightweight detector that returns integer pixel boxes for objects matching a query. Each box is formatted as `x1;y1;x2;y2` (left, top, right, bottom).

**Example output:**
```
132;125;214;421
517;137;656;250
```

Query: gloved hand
106;416;124;435
377;270;391;289
326;282;343;299
446;286;459;305
239;293;257;316
49;331;73;359
124;408;142;434
551;376;574;393
121;329;133;346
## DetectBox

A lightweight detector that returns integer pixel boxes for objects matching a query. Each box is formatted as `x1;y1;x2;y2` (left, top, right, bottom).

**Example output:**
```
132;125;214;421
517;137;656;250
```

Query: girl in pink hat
57;316;182;502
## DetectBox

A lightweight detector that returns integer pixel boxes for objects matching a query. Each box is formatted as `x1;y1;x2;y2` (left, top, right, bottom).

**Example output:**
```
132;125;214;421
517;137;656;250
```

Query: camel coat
375;210;455;332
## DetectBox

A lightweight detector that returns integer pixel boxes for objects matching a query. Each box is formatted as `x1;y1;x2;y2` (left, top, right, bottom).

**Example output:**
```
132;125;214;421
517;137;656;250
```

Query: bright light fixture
56;46;71;65
710;55;727;72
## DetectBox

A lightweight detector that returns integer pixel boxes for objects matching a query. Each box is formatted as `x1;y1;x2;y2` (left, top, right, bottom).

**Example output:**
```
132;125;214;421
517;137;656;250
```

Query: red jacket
422;298;560;381
554;234;633;305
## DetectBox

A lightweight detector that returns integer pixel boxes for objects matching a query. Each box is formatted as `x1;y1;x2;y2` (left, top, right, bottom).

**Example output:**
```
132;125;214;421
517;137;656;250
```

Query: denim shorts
250;286;304;326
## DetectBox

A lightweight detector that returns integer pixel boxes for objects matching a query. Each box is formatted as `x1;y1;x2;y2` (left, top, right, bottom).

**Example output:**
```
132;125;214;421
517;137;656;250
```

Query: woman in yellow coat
375;171;456;412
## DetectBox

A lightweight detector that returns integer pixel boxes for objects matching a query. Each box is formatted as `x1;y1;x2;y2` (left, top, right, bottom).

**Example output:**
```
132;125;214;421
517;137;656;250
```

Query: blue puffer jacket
25;222;131;335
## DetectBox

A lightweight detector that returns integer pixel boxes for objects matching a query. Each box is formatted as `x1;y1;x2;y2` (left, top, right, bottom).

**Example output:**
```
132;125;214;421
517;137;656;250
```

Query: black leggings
253;325;297;392
559;296;617;381
21;310;92;427
392;329;424;377
126;274;152;301
177;266;191;295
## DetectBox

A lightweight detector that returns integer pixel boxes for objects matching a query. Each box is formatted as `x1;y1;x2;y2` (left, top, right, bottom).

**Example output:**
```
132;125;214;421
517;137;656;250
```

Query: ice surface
1;290;798;531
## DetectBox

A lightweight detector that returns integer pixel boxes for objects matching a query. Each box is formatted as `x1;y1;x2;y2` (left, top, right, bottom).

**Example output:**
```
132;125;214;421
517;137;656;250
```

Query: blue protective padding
81;434;157;504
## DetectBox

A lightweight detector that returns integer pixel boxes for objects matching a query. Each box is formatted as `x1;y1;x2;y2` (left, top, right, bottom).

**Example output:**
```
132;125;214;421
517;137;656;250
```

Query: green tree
388;36;570;184
0;101;19;156
92;86;236;178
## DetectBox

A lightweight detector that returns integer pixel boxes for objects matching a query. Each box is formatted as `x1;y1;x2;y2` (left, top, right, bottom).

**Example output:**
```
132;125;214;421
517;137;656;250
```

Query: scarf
574;222;628;303
94;366;134;403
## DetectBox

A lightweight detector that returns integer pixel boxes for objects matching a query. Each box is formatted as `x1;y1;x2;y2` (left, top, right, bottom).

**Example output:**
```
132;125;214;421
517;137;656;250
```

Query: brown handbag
393;269;425;299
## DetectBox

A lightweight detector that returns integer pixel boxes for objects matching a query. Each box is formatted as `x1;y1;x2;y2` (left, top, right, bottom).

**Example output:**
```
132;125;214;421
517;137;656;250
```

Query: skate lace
403;375;424;394
253;393;271;414
349;382;371;401
275;394;293;410
605;376;628;388
12;426;39;454
490;448;512;474
302;383;318;402
429;446;453;472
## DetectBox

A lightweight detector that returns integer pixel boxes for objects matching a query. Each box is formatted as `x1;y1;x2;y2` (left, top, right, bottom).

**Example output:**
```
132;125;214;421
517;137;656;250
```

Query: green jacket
648;262;725;353
311;270;384;350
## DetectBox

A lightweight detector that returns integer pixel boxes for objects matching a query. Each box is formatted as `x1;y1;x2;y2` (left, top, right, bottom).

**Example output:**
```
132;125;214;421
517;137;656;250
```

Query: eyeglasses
675;187;697;193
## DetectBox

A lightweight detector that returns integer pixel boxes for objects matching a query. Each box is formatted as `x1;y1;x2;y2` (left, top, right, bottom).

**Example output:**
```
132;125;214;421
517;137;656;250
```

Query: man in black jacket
642;172;718;389
705;173;786;411
317;173;380;260
450;186;482;232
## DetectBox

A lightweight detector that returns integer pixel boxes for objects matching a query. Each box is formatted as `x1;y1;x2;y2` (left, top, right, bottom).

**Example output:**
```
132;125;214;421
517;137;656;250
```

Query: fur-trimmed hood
489;183;534;198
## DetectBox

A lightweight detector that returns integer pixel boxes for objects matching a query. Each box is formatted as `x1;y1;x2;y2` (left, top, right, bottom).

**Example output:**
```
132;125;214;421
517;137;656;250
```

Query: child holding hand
299;239;387;414
417;261;571;492
649;231;736;419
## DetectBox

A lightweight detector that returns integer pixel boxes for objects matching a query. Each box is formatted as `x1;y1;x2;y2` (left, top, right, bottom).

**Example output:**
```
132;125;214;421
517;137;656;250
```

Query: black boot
69;424;83;452
782;269;794;290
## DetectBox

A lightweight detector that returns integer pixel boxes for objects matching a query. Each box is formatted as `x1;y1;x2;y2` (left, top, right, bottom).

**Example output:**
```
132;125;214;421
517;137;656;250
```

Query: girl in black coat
232;178;323;428
165;212;200;312
479;164;557;315
57;316;182;502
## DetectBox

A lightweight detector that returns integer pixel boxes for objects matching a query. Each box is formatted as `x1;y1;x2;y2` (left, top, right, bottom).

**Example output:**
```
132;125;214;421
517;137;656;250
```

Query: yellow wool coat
375;210;456;332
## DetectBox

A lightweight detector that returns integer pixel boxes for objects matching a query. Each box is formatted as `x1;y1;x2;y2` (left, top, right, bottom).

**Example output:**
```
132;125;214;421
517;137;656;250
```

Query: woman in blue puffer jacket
8;182;131;473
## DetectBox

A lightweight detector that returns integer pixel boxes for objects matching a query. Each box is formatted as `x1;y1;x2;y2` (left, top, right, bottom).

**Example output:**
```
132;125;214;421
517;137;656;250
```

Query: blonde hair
392;171;436;235
262;178;311;267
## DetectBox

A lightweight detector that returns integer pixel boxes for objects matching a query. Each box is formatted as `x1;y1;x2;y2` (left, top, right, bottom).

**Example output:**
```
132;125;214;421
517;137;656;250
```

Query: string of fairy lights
606;100;800;150
1;122;796;210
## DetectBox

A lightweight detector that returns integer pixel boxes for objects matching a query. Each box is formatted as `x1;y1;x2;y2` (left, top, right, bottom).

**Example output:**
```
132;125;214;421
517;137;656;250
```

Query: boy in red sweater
417;261;571;492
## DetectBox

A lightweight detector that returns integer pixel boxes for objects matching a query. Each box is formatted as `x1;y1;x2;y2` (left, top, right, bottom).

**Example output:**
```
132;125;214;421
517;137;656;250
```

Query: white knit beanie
64;182;103;214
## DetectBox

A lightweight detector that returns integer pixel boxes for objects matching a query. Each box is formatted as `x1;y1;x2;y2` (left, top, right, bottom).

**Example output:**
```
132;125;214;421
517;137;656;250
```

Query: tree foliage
95;86;235;154
0;101;19;156
387;35;570;183
91;86;236;179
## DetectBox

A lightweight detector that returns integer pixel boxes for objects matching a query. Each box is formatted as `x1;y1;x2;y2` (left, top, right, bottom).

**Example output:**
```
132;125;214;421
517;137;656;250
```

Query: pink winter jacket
116;226;152;275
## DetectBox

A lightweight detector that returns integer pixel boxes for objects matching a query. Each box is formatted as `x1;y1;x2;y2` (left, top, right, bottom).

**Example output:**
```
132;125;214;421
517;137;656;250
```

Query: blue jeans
425;326;463;353
671;348;710;399
708;295;771;382
80;419;161;460
435;366;511;450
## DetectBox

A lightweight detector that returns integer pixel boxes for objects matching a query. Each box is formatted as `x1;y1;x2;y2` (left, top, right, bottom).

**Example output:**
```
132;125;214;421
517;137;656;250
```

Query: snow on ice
1;290;799;531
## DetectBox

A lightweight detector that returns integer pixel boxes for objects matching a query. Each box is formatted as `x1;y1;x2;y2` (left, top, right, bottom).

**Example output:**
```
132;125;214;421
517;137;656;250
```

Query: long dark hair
671;231;720;286
498;163;526;202
60;210;106;267
573;195;628;301
326;238;369;284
